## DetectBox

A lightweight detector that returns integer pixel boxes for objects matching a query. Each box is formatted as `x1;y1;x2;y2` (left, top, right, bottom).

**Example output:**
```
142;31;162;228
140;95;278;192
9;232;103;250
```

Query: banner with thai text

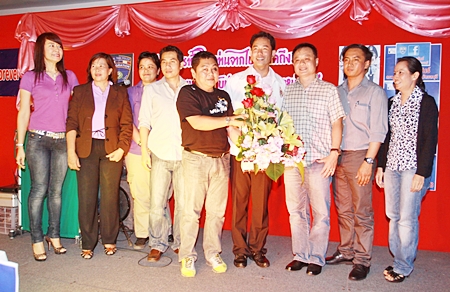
0;49;20;96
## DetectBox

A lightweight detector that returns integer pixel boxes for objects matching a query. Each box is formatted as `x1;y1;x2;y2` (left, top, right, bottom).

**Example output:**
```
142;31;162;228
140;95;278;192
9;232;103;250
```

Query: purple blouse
91;81;111;139
19;70;79;132
127;81;144;155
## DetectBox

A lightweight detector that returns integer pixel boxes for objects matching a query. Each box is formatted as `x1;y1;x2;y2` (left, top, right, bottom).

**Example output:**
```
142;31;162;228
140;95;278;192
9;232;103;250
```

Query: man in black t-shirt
176;51;246;277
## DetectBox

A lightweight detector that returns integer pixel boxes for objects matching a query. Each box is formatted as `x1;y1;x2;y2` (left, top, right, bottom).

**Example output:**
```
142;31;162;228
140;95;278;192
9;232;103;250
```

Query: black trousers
77;139;122;250
230;156;272;256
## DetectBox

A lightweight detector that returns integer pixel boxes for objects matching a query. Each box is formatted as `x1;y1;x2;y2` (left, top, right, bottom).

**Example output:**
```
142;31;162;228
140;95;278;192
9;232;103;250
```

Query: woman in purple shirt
16;32;79;261
125;51;162;249
66;53;132;259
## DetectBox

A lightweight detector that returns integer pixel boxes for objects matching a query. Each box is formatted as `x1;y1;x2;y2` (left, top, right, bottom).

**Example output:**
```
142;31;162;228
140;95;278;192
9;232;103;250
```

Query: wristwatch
225;117;231;126
364;157;374;164
331;148;341;155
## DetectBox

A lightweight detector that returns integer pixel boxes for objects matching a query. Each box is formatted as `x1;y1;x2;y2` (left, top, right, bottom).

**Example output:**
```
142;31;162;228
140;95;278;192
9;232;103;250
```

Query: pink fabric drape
370;0;450;38
15;0;450;74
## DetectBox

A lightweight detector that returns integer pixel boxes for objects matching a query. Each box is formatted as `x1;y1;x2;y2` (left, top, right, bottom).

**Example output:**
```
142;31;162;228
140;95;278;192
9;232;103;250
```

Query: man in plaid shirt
282;43;345;276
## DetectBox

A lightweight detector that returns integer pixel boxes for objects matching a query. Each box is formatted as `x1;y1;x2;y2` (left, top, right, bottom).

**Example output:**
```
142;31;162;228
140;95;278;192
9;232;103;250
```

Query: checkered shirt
282;78;345;166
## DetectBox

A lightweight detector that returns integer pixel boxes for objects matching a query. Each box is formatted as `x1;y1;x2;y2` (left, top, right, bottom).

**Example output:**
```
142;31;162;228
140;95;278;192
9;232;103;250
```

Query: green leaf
234;108;245;115
296;161;305;183
265;162;285;181
254;163;260;173
258;138;268;145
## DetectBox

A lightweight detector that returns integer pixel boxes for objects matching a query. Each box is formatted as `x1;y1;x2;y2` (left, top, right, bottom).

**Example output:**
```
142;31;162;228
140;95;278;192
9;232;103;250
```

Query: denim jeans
149;153;183;252
384;168;430;276
179;150;230;261
26;132;68;243
284;163;331;266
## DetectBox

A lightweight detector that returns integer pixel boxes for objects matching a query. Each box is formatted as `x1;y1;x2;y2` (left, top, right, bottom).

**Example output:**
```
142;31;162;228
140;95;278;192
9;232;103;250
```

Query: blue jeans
284;163;331;266
149;153;183;252
26;132;68;243
179;150;229;261
384;168;430;276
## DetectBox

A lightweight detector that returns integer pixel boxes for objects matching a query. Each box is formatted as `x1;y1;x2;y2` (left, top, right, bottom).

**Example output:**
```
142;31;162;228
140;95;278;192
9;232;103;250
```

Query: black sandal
385;269;406;283
383;265;393;276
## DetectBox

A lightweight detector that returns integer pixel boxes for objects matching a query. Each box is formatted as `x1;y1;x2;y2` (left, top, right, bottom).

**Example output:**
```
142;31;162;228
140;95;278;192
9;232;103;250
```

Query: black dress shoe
285;260;308;271
306;264;322;276
325;251;353;265
349;264;370;281
251;251;270;268
234;254;247;268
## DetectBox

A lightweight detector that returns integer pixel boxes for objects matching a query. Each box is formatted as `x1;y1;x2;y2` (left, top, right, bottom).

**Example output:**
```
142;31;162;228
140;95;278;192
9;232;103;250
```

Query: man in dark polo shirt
176;51;246;277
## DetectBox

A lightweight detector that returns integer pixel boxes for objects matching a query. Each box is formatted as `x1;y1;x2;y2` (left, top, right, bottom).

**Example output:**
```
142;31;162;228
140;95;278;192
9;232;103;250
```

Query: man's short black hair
160;45;184;63
137;51;160;70
250;31;276;51
191;51;218;71
292;43;318;58
341;44;373;63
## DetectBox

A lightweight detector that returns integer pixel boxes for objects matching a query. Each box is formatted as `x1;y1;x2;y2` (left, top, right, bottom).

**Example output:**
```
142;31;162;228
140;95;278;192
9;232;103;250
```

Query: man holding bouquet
224;31;285;268
282;43;344;276
176;51;246;277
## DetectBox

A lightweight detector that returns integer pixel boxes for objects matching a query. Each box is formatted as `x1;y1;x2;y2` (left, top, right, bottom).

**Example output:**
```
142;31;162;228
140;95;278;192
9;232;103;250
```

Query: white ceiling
0;0;155;16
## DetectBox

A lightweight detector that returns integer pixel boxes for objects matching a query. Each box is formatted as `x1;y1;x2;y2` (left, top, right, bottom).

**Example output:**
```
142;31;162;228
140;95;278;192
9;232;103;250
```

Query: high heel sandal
81;250;94;259
385;269;407;283
383;265;393;276
32;242;47;262
104;245;117;256
45;236;67;254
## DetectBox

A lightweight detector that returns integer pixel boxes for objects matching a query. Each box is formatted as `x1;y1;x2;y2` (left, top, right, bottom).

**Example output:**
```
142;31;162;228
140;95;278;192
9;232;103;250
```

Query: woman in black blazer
376;56;438;282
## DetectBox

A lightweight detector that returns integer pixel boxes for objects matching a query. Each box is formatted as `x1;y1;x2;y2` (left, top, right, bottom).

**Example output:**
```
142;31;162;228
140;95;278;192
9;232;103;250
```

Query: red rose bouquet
233;75;305;181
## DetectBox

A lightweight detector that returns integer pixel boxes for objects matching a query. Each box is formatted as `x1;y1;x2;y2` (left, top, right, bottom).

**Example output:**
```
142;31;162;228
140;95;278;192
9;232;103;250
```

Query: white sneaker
181;257;196;277
208;253;227;273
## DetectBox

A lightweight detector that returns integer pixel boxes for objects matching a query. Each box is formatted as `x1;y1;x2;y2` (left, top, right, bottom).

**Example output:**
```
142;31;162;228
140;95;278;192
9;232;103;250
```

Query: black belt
185;149;228;158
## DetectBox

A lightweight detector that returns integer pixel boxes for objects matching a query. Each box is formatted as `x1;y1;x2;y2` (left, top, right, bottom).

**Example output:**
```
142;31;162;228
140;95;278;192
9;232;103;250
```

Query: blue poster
0;49;20;97
383;43;441;191
396;42;431;66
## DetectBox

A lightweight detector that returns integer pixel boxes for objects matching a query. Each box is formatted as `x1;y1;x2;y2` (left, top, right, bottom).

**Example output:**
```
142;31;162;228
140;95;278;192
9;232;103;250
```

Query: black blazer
377;93;438;178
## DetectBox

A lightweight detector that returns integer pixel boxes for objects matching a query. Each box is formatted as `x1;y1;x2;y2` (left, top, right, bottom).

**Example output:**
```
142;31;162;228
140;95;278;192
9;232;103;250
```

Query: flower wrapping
234;75;306;181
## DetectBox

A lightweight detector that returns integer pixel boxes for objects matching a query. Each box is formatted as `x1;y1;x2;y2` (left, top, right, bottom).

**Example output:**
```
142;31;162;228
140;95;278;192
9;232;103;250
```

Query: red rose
242;98;254;109
247;75;257;85
250;87;265;97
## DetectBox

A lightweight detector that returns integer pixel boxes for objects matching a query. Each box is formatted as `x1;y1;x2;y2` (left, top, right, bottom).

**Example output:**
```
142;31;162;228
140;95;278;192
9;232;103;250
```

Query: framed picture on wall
112;53;133;87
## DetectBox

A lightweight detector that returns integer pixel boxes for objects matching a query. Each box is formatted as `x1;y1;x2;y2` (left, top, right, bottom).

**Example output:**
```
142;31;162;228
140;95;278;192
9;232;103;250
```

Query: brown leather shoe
234;254;248;268
251;251;270;268
349;264;370;281
325;251;353;265
147;249;162;262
